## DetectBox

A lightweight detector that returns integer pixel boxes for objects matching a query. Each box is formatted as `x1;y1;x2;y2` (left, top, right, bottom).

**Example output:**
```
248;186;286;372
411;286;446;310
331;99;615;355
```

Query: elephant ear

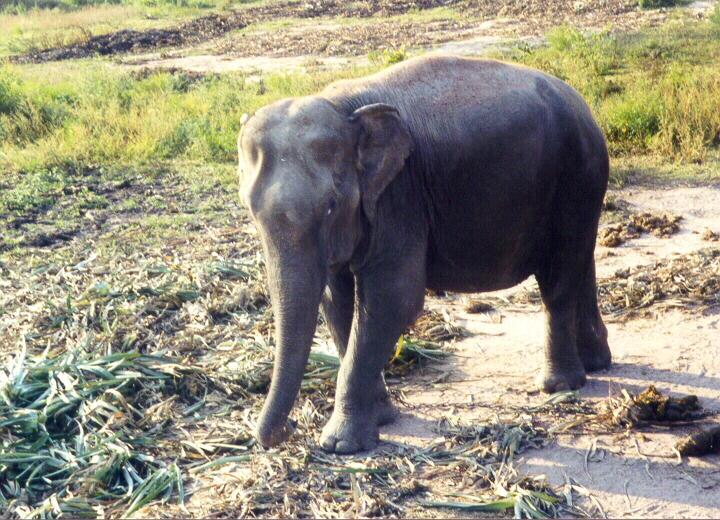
350;103;413;222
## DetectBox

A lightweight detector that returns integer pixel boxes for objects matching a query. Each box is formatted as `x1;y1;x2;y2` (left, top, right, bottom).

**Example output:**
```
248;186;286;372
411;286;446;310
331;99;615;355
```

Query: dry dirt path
382;185;720;518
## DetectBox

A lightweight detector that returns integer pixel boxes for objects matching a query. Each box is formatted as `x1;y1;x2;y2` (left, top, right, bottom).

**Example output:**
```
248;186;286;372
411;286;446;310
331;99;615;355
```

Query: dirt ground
381;185;720;518
119;0;710;77
9;0;683;72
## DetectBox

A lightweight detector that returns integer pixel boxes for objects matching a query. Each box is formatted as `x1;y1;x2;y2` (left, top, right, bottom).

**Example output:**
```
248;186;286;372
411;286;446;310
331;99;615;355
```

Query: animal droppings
598;211;682;247
464;299;496;313
701;228;719;241
676;426;720;457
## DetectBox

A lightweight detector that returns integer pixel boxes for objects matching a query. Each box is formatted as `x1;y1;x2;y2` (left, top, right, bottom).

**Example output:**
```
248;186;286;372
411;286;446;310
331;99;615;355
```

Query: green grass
2;14;720;192
368;47;409;66
0;63;380;175
508;17;720;163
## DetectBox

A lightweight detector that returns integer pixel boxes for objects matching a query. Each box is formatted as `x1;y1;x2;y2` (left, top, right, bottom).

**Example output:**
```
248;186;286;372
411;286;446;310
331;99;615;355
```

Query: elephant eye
327;199;337;216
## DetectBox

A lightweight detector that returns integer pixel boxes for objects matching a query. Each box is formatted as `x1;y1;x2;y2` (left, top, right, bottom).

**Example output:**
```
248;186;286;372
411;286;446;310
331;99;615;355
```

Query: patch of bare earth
8;0;468;64
213;0;643;58
381;185;720;517
124;0;696;76
12;0;688;72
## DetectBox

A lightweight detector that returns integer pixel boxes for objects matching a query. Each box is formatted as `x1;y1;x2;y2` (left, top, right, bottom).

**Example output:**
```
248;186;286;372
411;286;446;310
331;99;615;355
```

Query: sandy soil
379;184;720;517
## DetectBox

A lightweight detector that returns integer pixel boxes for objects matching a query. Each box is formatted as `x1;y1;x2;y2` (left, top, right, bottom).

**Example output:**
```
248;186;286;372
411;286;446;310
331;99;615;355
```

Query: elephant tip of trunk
255;418;295;448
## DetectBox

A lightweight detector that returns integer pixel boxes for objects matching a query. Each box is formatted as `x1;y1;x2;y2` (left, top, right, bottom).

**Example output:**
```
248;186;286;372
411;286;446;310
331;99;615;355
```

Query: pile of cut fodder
598;248;720;317
0;338;585;518
0;347;244;517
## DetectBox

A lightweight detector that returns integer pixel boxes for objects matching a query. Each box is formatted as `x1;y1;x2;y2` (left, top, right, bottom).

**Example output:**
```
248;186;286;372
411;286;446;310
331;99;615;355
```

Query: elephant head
238;96;413;448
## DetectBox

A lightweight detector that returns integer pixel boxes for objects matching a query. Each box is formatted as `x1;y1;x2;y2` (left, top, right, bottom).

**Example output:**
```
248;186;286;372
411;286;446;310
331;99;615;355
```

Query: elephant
238;55;611;454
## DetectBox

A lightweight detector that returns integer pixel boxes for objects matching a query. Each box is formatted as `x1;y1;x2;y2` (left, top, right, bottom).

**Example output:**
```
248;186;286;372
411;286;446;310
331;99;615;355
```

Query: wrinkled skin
239;56;611;454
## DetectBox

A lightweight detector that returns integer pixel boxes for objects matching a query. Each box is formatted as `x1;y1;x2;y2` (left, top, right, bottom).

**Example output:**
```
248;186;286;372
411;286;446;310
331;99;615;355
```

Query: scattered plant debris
407;309;470;343
502;248;720;316
598;248;720;316
10;0;468;63
546;385;715;435
9;0;641;64
11;14;249;64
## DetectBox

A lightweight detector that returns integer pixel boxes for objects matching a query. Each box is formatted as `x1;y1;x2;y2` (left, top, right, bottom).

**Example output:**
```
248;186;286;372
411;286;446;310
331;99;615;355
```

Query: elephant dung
676;426;720;457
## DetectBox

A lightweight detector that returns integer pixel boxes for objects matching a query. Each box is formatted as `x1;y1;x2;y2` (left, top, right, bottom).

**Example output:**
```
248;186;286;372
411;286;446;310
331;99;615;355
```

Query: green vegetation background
1;3;720;238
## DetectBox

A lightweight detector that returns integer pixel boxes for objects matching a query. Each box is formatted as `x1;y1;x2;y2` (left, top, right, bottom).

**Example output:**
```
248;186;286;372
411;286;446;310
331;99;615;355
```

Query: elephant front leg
320;263;425;454
321;268;396;426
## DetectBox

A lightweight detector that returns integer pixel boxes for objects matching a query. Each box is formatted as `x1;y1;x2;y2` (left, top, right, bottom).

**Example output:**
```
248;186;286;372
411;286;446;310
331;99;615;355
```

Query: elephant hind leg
534;204;601;392
576;262;611;372
535;270;587;393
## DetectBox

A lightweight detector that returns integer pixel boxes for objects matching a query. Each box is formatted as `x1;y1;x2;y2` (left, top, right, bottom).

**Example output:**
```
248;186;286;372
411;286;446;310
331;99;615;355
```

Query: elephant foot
537;366;587;393
377;395;399;426
320;411;379;454
579;344;612;373
577;319;611;373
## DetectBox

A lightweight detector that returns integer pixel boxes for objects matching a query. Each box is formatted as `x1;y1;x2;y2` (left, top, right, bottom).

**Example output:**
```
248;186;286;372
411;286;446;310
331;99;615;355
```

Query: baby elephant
238;55;610;454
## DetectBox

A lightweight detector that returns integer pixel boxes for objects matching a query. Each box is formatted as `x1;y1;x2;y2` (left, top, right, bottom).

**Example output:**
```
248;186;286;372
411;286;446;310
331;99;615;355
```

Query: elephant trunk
254;247;325;448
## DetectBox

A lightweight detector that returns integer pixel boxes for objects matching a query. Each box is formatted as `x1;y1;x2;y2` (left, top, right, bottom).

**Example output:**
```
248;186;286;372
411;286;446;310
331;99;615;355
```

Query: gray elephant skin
238;55;611;454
